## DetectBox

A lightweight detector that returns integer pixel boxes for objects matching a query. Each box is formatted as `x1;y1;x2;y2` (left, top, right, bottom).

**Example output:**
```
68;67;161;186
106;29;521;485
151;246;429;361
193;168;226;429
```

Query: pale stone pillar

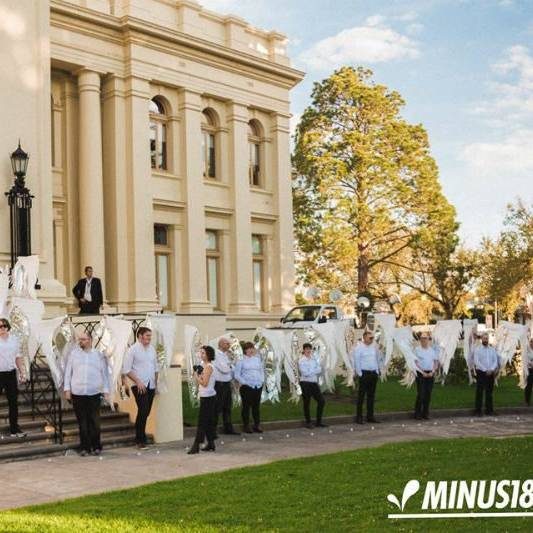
227;101;255;314
77;69;106;285
270;112;295;313
122;76;158;311
178;90;211;313
102;75;131;310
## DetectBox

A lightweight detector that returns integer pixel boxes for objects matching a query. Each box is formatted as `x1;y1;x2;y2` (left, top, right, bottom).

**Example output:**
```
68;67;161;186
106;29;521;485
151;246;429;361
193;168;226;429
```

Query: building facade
0;0;304;333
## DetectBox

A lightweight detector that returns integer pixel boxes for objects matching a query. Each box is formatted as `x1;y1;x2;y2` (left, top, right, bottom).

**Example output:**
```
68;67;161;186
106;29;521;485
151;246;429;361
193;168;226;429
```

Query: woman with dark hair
188;345;217;454
234;341;264;433
0;318;27;437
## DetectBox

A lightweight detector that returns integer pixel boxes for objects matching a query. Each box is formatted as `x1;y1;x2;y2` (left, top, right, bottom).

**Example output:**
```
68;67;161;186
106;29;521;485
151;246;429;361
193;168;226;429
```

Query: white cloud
298;18;420;71
460;129;533;176
406;22;424;35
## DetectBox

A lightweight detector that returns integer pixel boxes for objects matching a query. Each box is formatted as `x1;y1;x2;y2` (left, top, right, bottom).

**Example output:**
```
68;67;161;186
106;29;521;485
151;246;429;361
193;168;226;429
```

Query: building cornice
50;0;305;88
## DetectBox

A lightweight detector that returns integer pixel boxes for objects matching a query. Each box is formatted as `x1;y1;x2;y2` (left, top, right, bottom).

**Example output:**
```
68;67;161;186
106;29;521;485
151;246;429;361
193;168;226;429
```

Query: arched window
248;120;262;187
150;97;167;171
202;109;217;179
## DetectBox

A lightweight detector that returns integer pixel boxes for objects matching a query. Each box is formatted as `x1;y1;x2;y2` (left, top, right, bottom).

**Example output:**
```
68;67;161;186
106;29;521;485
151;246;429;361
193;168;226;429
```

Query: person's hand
18;373;27;384
136;381;147;393
65;391;71;401
80;298;86;304
104;393;110;403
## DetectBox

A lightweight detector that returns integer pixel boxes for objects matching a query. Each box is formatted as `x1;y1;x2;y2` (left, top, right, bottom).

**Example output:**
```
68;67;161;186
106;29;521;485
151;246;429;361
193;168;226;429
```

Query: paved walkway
2;413;532;510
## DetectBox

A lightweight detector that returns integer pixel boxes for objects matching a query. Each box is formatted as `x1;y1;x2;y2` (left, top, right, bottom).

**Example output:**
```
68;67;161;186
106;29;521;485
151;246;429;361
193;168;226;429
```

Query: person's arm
64;353;73;400
353;347;362;377
195;364;213;387
101;354;111;401
473;348;486;372
214;354;232;375
95;279;103;307
122;348;146;393
414;348;423;373
234;360;243;385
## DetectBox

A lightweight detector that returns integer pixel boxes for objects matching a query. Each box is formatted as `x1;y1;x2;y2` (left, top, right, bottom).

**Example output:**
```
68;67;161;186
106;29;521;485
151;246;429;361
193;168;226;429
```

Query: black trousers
71;393;102;452
525;369;533;405
79;302;100;315
475;370;495;414
132;386;156;445
356;370;378;420
193;395;217;446
214;381;234;432
240;385;262;428
300;381;325;423
0;370;19;433
414;373;434;418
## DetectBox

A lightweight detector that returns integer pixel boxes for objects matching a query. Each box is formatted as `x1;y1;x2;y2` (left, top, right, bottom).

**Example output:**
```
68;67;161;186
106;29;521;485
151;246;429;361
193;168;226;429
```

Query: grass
182;376;527;426
2;436;532;532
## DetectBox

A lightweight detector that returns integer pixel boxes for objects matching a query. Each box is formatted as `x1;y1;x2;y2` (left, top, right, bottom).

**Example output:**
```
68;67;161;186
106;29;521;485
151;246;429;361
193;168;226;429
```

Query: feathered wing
0;266;8;318
32;316;66;390
463;319;478;384
184;325;202;406
255;328;287;403
432;320;462;380
146;313;176;394
392;326;417;387
103;316;135;408
310;322;341;391
373;313;396;379
518;326;531;389
495;321;527;371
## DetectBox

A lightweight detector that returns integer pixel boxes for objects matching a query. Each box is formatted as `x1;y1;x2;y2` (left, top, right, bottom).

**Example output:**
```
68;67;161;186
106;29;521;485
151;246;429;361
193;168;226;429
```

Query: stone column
122;75;158;311
227;101;256;314
178;89;211;313
270;112;295;313
77;69;106;285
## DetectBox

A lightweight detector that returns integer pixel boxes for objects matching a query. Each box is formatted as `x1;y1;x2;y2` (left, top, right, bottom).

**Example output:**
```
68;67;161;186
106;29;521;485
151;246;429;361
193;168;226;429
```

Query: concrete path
2;413;532;511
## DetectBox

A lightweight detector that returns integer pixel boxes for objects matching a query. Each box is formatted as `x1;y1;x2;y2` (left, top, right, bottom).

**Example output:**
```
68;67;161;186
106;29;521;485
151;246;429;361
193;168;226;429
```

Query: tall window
149;98;167;171
248;121;261;187
252;234;265;310
206;230;220;308
154;224;171;309
202;110;217;179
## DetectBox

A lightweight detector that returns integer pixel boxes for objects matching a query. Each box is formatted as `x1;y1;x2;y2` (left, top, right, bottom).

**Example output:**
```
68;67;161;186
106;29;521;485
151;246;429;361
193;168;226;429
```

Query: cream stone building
0;0;304;335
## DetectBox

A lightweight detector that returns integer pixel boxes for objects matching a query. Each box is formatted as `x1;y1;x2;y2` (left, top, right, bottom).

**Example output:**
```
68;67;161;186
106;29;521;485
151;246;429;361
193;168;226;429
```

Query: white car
279;304;345;328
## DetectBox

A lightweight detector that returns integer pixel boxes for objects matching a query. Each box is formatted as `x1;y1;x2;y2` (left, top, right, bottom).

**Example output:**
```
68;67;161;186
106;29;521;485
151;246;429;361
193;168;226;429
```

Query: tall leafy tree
293;67;459;309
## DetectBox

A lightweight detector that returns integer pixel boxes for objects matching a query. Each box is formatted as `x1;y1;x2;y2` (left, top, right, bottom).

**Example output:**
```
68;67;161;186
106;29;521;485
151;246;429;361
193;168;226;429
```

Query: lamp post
5;141;33;269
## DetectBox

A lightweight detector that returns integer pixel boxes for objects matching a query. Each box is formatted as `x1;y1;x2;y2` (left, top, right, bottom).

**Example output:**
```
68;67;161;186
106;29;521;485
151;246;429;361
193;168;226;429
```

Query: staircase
0;359;137;462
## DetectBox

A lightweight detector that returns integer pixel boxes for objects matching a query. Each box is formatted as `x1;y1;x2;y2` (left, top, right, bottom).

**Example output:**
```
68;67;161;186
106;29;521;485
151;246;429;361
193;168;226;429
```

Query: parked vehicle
279;304;345;328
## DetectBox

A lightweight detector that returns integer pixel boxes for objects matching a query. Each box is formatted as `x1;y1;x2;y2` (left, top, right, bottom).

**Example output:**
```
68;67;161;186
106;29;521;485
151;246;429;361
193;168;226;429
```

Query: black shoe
304;422;314;429
222;429;240;435
367;418;380;424
243;426;253;434
92;448;102;456
355;417;364;425
422;415;430;420
414;414;422;420
201;443;216;452
474;410;483;417
252;426;263;433
187;445;200;455
79;450;89;457
315;422;328;428
486;411;498;416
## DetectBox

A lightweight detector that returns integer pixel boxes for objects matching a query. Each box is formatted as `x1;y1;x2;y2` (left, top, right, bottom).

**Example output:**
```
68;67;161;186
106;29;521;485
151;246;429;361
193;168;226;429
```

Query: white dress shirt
351;342;380;377
213;350;233;382
299;356;321;383
84;277;92;302
234;355;264;388
63;347;110;395
122;342;159;388
0;334;20;372
415;346;439;372
199;363;216;398
473;344;499;372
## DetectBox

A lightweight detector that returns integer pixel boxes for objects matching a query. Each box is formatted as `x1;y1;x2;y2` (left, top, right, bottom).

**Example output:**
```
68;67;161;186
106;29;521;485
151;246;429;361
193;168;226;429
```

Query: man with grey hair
213;337;239;435
473;332;500;416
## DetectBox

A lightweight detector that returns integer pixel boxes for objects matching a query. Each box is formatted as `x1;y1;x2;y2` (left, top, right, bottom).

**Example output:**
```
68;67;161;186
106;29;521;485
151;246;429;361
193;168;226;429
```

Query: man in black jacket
72;266;103;315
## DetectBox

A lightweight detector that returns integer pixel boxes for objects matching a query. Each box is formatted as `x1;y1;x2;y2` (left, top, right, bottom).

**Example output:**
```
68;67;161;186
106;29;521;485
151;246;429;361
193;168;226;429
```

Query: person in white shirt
213;337;239;436
351;331;381;424
473;332;500;416
64;331;110;456
299;342;326;429
414;332;439;420
122;326;159;449
524;338;533;406
0;318;27;438
234;342;264;433
188;345;217;454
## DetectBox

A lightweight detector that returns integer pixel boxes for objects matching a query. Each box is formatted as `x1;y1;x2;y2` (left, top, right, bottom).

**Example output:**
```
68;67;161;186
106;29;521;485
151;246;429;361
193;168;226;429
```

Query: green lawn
2;436;532;532
183;376;527;426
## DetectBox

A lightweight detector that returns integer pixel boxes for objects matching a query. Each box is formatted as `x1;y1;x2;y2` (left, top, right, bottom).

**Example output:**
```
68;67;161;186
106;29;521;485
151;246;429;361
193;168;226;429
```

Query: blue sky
203;0;533;246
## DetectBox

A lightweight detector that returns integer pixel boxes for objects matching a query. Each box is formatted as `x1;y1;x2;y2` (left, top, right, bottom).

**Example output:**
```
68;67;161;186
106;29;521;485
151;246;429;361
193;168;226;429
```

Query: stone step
0;430;138;463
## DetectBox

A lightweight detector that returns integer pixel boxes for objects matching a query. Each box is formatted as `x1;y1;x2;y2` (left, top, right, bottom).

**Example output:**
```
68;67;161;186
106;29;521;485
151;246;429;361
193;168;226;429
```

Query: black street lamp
5;141;33;269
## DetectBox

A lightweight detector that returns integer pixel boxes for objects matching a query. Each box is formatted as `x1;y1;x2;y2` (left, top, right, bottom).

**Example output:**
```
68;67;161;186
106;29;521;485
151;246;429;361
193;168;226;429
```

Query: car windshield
283;306;322;322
